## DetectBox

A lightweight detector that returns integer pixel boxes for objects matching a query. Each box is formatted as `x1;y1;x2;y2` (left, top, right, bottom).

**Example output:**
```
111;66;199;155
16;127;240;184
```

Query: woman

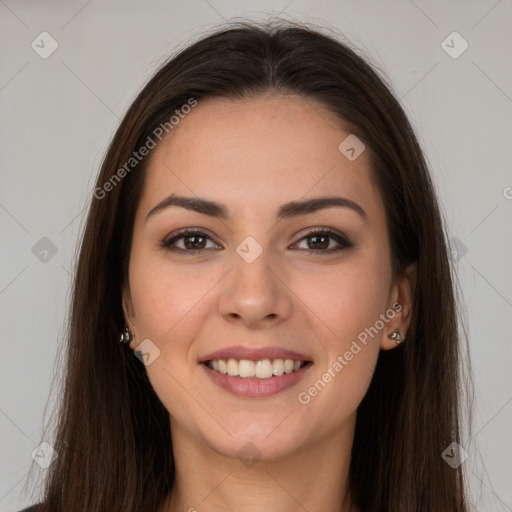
22;18;472;512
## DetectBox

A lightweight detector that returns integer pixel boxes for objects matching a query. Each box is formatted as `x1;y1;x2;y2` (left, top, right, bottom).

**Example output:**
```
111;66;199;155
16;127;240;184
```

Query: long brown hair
25;18;473;511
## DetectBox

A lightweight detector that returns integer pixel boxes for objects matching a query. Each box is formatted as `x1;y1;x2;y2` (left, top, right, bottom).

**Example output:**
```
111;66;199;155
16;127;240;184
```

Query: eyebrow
145;194;367;223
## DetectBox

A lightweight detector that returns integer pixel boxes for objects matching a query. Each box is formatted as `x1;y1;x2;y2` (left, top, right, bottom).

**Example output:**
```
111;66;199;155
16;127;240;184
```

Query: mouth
198;346;314;398
203;358;312;379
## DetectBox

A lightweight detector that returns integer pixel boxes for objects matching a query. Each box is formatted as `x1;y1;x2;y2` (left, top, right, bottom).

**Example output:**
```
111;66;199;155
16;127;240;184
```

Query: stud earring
119;327;133;345
389;328;403;344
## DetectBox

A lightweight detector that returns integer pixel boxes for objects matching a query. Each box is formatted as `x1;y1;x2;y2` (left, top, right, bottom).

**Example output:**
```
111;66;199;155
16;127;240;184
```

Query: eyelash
161;227;353;255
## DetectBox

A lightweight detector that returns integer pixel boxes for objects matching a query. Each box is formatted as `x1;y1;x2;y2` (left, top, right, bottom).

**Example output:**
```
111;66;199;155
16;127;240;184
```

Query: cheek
128;254;217;409
131;260;203;336
291;249;391;409
129;246;225;358
294;251;391;345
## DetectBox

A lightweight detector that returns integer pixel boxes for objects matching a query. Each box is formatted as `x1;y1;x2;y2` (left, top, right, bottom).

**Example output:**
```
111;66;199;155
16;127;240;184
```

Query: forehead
138;94;383;221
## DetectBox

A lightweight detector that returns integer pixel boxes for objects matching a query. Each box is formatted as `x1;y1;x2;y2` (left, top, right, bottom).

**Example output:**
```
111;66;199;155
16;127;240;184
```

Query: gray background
1;1;511;511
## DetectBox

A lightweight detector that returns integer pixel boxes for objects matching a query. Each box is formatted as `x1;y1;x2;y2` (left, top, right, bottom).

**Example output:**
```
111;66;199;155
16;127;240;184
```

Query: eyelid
161;226;352;253
162;227;220;250
290;226;352;251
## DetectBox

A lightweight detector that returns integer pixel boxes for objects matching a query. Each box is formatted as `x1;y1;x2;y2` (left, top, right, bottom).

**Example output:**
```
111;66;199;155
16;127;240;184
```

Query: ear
380;262;417;350
121;284;137;350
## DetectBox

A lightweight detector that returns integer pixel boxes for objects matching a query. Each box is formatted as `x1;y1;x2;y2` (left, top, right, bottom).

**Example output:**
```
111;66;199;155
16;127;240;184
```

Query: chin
199;419;308;463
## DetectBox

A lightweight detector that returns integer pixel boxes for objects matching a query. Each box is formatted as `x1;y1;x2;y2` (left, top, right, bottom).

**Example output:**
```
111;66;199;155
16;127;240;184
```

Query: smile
205;358;308;379
201;359;314;398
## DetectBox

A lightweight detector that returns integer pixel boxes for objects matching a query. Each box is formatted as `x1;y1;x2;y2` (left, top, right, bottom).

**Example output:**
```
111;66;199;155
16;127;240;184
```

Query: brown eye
307;234;330;250
162;229;220;253
182;234;207;250
162;227;352;255
293;228;353;253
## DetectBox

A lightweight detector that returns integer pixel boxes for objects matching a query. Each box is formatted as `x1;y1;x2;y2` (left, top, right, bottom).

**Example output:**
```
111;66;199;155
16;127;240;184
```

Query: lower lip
200;362;313;398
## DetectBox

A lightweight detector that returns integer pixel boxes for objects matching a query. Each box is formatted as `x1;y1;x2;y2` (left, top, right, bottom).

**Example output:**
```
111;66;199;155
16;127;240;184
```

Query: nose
218;250;293;330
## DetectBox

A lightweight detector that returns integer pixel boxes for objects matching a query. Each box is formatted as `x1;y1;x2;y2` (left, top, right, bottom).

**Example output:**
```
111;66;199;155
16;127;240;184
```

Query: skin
122;93;417;512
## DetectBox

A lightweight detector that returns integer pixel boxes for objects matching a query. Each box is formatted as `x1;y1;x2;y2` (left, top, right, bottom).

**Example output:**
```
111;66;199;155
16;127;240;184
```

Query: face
122;94;414;462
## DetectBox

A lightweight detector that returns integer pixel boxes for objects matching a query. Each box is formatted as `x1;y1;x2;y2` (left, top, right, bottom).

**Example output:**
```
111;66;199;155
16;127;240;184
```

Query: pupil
183;234;330;251
185;235;205;250
310;235;328;250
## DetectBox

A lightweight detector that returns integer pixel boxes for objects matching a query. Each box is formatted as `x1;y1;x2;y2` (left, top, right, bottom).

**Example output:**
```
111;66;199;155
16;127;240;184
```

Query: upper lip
199;345;313;363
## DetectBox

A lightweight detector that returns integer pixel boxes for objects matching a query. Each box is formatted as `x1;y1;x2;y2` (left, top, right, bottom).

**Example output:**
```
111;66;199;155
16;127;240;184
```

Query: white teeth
255;359;273;378
272;359;284;376
227;358;238;376
239;359;255;378
206;358;307;379
218;359;228;374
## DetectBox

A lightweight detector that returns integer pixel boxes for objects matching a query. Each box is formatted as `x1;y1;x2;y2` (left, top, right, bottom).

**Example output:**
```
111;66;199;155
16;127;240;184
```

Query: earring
119;327;133;345
389;328;403;344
